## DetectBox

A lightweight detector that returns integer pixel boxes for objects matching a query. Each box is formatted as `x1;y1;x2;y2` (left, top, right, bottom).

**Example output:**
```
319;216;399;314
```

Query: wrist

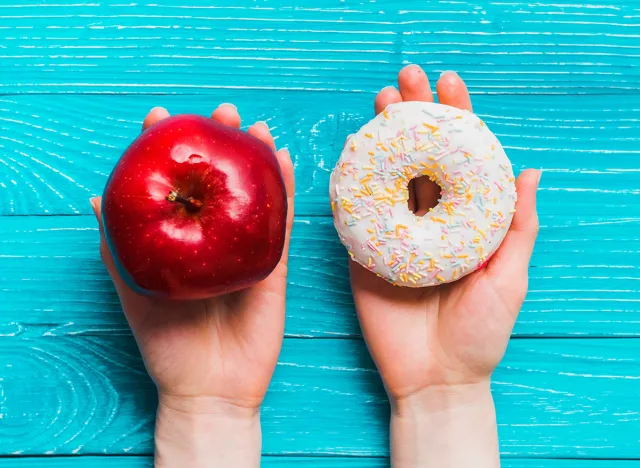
155;394;261;468
392;381;493;417
390;381;499;468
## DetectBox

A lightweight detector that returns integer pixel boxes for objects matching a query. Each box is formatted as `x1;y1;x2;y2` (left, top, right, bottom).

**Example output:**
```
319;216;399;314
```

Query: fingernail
89;197;98;210
256;120;270;129
440;70;458;78
536;170;543;187
219;103;237;110
149;106;168;115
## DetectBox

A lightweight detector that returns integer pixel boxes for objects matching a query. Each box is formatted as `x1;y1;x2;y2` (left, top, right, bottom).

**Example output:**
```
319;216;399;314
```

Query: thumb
90;197;127;292
485;169;541;302
90;198;151;334
89;196;104;232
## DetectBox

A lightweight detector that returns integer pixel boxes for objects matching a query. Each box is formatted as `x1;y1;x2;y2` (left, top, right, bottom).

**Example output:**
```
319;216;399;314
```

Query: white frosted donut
329;101;517;287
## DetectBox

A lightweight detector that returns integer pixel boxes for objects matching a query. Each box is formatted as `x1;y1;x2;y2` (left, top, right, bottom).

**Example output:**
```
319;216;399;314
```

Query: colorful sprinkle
329;101;517;288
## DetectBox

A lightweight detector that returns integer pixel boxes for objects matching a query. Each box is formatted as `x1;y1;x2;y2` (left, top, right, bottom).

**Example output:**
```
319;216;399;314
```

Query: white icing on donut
329;101;517;287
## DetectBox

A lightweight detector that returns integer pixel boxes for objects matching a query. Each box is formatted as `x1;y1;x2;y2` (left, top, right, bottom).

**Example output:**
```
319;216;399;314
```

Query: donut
329;101;517;287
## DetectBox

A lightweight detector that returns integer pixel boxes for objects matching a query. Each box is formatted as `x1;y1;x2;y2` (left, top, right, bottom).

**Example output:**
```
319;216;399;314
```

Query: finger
211;103;241;129
89;197;128;293
436;71;473;112
374;86;403;115
142;107;170;131
485;169;542;290
413;177;441;216
398;64;434;103
275;148;295;258
240;148;294;304
276;148;295;203
248;121;277;152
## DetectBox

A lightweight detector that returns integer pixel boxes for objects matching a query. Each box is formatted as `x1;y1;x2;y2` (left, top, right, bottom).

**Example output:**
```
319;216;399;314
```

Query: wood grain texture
2;214;640;338
1;457;639;468
1;0;639;95
1;93;639;216
2;0;640;465
1;335;639;457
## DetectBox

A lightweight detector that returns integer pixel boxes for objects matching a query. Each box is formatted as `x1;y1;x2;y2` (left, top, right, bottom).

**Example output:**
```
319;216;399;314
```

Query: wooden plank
1;93;639;216
1;336;639;457
1;456;639;468
1;215;639;338
1;0;639;95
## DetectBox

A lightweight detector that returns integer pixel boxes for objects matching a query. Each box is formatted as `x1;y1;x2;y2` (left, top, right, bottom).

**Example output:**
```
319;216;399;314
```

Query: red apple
101;114;288;300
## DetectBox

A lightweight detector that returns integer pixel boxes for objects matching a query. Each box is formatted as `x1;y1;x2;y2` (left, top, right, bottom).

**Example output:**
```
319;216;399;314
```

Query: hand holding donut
344;66;541;467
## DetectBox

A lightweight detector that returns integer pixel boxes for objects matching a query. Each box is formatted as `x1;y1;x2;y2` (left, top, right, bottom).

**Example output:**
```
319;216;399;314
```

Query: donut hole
408;176;441;216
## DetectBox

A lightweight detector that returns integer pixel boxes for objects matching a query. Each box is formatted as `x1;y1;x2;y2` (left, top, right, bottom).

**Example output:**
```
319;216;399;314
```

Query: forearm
390;381;499;468
154;395;261;468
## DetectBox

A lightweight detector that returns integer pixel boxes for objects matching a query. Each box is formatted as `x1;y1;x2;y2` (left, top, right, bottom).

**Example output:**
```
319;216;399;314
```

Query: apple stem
166;190;203;213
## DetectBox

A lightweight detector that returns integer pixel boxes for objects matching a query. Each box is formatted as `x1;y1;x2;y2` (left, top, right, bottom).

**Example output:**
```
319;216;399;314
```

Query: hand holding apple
90;105;294;467
102;113;287;300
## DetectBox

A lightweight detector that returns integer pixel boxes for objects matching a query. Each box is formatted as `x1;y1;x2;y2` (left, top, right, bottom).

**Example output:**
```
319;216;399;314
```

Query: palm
93;105;294;410
353;265;521;399
351;66;540;400
116;264;287;408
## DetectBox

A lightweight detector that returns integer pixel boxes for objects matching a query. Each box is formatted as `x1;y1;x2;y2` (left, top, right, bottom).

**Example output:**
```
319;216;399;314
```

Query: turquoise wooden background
1;0;640;466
